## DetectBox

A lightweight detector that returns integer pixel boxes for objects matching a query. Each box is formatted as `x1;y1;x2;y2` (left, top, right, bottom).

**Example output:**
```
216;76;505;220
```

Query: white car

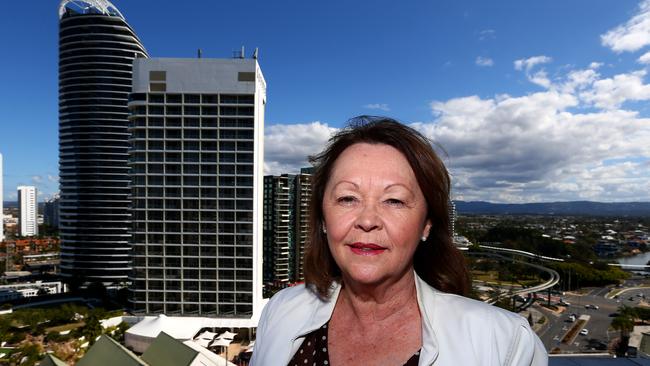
580;329;589;336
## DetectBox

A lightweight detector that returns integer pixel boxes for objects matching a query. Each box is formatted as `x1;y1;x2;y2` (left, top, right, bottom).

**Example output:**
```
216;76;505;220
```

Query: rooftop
58;0;125;20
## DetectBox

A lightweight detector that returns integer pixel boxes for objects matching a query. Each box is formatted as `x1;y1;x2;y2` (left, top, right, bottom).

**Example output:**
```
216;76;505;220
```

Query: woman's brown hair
303;116;470;298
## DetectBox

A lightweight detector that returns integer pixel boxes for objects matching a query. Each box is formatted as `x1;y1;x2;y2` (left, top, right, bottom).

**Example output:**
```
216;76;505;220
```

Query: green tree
611;310;635;357
82;313;103;345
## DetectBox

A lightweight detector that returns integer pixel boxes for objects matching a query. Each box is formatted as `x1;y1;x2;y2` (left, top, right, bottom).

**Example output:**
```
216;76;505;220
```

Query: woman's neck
337;269;419;323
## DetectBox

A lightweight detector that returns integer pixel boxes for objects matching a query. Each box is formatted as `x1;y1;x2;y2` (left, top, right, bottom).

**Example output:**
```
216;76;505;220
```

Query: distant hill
454;201;650;217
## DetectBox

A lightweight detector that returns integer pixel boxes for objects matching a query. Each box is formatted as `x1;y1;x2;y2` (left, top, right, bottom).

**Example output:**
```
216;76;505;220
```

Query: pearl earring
322;225;327;234
421;236;427;242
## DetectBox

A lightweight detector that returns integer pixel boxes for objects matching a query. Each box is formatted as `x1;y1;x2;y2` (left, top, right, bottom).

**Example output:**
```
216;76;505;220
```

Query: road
537;278;650;354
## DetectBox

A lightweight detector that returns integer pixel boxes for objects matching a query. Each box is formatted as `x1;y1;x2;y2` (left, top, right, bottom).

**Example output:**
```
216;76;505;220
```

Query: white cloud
264;122;337;175
514;56;554;90
363;103;390;111
601;0;650;52
589;62;603;69
514;55;552;72
579;70;650;109
475;56;494;67
478;29;496;41
639;51;650;64
47;175;58;183
31;175;42;184
419;79;650;202
529;70;552;88
561;68;599;93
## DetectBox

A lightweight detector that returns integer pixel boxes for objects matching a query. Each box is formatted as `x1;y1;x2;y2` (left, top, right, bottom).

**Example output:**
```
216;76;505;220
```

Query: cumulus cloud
264;122;337;175
514;56;554;89
363;103;390;111
514;55;552;72
418;67;650;202
579;70;650;109
601;0;650;52
31;175;43;184
475;56;494;67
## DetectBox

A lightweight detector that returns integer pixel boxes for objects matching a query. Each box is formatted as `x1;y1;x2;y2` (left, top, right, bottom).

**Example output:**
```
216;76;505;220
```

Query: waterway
617;251;650;266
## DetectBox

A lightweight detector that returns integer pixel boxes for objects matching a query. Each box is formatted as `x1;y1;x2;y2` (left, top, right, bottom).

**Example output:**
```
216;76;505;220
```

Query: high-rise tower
58;0;148;285
263;174;295;285
263;168;312;286
18;186;38;237
128;57;266;317
293;167;313;282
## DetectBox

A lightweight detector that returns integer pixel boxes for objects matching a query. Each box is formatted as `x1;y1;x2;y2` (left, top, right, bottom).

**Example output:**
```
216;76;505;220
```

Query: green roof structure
39;354;68;366
77;335;148;366
141;332;198;366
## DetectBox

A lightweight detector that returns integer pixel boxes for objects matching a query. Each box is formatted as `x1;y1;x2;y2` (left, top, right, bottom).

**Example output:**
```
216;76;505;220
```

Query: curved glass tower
58;0;147;285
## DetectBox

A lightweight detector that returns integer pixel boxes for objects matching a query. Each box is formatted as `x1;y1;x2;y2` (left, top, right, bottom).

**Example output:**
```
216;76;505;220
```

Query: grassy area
46;322;84;333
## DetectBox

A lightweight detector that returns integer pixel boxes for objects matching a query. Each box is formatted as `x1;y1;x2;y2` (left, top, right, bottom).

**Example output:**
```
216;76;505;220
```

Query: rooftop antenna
197;48;202;58
252;47;259;60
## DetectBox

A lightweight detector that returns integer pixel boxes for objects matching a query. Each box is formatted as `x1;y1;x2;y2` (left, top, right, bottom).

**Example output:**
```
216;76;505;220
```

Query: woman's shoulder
424;290;547;364
265;284;313;309
434;291;528;325
261;283;334;322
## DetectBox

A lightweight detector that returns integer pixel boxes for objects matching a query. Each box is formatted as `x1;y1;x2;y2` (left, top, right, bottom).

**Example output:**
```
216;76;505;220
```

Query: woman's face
323;143;431;287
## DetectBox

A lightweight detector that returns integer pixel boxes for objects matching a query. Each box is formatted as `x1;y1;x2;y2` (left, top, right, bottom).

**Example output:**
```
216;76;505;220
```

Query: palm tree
611;307;635;356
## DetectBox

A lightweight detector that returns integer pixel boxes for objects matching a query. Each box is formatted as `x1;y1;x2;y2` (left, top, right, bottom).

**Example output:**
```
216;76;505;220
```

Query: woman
251;116;547;365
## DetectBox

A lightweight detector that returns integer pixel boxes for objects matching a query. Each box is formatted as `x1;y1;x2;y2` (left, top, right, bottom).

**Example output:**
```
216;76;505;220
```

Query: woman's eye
385;198;405;206
337;196;357;204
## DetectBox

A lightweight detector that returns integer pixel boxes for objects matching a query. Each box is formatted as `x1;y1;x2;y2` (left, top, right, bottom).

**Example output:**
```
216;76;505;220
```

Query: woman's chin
342;266;391;287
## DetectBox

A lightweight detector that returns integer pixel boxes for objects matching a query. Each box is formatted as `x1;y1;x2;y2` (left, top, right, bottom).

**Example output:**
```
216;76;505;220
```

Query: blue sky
1;0;650;202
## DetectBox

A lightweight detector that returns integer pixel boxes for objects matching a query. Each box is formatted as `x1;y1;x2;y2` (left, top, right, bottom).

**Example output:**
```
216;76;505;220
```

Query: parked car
585;304;599;310
568;315;576;322
580;329;589;336
558;299;571;306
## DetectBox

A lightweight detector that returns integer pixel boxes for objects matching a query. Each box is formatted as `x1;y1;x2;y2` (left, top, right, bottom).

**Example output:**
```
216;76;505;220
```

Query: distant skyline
1;0;650;203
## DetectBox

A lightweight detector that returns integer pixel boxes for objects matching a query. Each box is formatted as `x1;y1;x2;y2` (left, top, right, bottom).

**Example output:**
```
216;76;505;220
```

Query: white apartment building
18;186;38;237
128;56;266;319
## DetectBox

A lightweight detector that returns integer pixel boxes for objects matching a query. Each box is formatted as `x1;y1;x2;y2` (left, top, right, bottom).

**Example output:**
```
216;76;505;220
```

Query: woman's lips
348;242;386;256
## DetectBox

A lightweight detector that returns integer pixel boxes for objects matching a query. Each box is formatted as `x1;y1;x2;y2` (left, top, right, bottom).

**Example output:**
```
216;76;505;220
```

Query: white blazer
251;273;548;365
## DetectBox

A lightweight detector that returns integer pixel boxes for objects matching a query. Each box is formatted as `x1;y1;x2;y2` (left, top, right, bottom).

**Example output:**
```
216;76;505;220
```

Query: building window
150;71;166;81
238;72;255;82
150;83;166;92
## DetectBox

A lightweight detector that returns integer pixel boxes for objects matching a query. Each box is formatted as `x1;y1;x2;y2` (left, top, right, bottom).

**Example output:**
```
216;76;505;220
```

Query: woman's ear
422;219;432;240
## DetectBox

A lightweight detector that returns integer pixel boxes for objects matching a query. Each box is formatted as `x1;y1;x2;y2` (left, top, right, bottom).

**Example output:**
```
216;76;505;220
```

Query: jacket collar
414;273;440;365
292;282;341;341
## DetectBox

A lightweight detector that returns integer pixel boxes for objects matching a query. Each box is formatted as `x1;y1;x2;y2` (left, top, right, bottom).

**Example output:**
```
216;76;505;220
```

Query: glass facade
263;168;313;286
58;2;148;283
263;175;295;285
128;93;256;316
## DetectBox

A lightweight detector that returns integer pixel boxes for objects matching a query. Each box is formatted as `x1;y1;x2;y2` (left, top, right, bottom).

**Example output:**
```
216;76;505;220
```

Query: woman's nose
354;204;382;232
